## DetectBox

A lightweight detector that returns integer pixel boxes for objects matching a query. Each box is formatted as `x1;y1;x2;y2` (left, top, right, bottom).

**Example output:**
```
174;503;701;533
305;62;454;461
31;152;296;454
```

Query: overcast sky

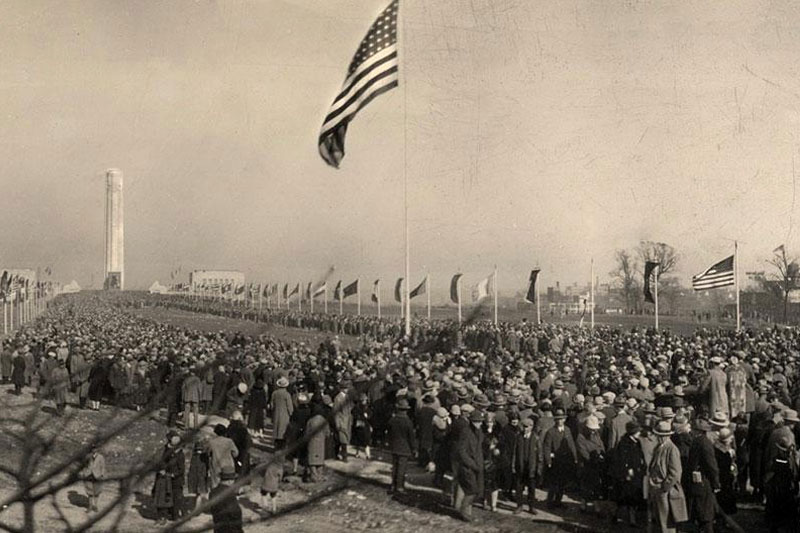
1;0;800;295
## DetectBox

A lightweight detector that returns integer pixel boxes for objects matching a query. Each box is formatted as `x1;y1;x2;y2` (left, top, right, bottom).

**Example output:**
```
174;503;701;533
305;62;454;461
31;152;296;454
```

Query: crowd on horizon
2;292;800;531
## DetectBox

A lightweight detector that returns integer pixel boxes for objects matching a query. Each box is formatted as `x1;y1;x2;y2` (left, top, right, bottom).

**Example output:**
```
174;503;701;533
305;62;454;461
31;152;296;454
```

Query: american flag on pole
692;255;735;290
318;0;399;168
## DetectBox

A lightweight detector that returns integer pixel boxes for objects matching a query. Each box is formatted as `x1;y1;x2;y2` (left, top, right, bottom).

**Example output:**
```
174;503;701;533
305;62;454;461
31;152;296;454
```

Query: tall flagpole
735;240;741;331
654;265;659;331
590;259;595;330
457;276;462;325
357;279;362;316
401;0;411;338
377;280;381;319
493;265;498;326
324;285;328;314
426;274;431;320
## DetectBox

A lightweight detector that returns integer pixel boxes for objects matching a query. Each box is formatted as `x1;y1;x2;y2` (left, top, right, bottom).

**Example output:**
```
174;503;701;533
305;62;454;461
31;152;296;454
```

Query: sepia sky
1;0;800;295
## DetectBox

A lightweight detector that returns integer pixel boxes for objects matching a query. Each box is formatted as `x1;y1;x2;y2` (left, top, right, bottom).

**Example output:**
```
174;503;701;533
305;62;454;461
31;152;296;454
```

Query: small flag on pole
643;262;659;303
472;272;494;303
371;279;380;303
394;278;404;302
288;284;299;298
342;279;359;299
313;282;327;297
333;281;342;301
524;269;540;304
318;0;400;168
282;284;289;299
692;255;735;291
450;273;463;304
409;276;427;299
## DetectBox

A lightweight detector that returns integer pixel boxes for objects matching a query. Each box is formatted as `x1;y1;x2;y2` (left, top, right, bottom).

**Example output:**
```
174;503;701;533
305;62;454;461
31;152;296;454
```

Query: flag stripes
692;255;735;291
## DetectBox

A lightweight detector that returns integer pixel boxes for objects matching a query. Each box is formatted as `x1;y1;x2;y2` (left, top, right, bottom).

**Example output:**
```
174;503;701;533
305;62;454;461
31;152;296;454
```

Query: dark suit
455;423;484;520
687;434;720;529
387;411;416;492
513;431;540;510
541;425;577;505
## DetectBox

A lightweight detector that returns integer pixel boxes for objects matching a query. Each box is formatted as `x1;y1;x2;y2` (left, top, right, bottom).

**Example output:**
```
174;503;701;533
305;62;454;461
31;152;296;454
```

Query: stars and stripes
319;0;399;168
692;255;735;291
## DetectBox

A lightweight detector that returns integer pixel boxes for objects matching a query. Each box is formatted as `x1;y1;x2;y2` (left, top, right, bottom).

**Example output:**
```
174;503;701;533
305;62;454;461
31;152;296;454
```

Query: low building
189;270;245;293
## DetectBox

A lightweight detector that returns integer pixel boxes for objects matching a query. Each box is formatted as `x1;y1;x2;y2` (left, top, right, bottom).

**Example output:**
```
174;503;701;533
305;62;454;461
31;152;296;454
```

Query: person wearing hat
387;398;416;496
431;407;451;487
647;421;688;532
270;377;293;450
181;367;202;430
575;415;605;513
152;430;186;524
69;347;91;409
607;396;634;451
541;408;577;509
609;420;646;526
701;356;729;419
512;417;539;515
50;359;70;416
454;410;485;521
686;416;721;533
208;424;239;491
81;445;106;514
713;427;738;517
333;381;354;462
352;393;373;460
764;434;798;533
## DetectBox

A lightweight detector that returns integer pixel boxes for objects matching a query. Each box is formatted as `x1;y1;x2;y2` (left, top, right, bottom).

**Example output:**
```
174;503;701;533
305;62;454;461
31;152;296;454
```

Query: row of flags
0;271;57;302
640;253;737;304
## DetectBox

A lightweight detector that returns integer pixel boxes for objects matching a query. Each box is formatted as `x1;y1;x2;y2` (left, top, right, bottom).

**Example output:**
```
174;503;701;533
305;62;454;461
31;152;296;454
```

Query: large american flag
319;0;399;168
692;255;735;291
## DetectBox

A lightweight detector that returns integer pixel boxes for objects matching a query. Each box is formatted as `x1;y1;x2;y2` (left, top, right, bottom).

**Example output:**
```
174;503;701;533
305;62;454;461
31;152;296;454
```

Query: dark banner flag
288;284;299;298
333;281;342;301
305;282;312;300
282;284;288;299
644;261;659;303
525;269;540;304
409;277;426;299
343;279;359;298
371;279;380;303
394;278;403;302
450;273;463;304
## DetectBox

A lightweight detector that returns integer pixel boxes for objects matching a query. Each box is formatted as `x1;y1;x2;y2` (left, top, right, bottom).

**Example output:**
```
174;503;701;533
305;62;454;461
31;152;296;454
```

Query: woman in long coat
50;361;70;415
270;378;293;449
351;394;373;459
647;422;687;533
11;351;26;395
333;386;353;461
575;415;605;510
152;432;186;524
305;404;330;482
246;379;268;438
609;421;646;526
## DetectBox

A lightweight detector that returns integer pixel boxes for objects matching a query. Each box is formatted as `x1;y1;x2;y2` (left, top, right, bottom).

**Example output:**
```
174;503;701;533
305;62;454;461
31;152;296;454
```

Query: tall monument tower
104;169;124;290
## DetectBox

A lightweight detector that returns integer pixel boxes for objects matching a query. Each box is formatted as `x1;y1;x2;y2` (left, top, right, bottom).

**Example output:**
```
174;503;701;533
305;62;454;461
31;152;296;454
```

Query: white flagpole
324;285;328;314
426;274;431;320
357;279;362;316
590;259;595;330
339;285;343;315
735;240;741;331
401;0;411;338
310;285;314;314
298;284;302;312
457;276;462;325
377;281;382;319
654;265;659;331
493;265;498;326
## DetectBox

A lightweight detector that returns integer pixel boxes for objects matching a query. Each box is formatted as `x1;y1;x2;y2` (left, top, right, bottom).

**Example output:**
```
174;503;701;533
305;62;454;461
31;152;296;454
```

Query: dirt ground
0;305;771;532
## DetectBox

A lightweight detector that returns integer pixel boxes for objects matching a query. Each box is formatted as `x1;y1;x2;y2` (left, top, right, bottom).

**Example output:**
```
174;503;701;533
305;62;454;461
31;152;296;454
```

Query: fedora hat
395;398;411;410
553;408;567;420
585;415;600;431
710;411;729;428
653;420;674;437
658;407;675;419
276;376;289;388
469;410;485;422
493;394;507;407
783;409;800;423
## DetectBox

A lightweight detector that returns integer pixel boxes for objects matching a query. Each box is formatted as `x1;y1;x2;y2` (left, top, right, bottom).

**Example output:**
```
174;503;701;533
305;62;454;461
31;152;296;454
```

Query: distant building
104;169;124;290
189;270;245;292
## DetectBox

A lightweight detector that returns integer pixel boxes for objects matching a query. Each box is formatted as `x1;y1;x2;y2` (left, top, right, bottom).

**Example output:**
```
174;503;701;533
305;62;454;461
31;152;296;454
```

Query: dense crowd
3;292;800;532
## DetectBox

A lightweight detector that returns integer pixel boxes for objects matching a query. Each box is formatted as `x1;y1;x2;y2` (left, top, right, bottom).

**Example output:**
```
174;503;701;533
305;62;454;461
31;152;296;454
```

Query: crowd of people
3;292;800;532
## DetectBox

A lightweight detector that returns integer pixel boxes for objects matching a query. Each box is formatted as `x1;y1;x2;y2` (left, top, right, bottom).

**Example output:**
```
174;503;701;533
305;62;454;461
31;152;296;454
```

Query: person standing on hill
387;398;416;496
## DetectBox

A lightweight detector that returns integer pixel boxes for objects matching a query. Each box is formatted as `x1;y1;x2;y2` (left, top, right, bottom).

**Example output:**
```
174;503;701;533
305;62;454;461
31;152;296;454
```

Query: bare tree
636;241;679;276
762;246;800;323
609;249;639;313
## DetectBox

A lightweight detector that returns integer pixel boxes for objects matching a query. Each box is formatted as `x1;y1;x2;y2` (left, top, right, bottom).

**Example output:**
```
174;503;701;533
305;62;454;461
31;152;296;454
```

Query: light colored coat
270;388;293;440
306;414;330;466
333;391;353;444
647;438;688;529
705;367;729;416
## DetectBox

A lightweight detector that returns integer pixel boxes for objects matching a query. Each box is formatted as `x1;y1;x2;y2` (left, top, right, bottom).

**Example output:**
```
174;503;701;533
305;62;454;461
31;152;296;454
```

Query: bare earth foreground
0;306;767;532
